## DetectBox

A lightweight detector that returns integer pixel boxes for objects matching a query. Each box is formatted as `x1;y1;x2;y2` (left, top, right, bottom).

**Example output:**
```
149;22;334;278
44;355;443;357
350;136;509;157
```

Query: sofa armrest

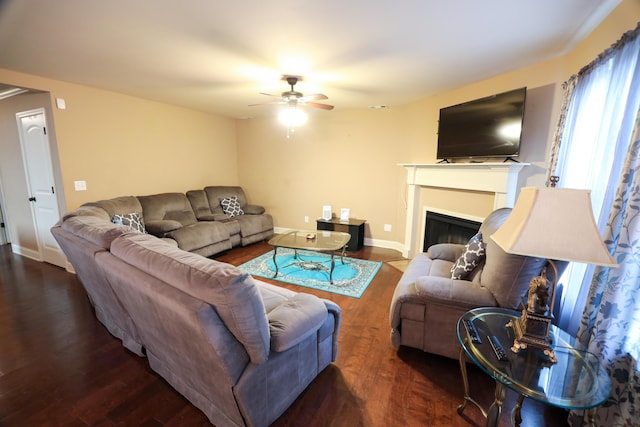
427;243;465;263
268;294;328;352
145;219;182;235
243;204;266;215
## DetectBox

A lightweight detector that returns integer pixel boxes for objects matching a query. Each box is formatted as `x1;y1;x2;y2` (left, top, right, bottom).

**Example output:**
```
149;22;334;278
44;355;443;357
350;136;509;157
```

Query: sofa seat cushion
166;222;230;252
414;275;497;308
110;233;270;364
268;294;328;352
219;218;241;236
234;214;273;238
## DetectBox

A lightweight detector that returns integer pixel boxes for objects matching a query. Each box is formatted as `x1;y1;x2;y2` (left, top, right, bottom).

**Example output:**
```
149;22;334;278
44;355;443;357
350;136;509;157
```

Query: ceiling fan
250;76;334;110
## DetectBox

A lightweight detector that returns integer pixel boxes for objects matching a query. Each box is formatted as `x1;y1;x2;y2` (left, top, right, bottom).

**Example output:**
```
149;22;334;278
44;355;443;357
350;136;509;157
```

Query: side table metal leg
486;382;505;427
511;394;524;427
457;345;487;418
585;407;597;427
457;346;470;415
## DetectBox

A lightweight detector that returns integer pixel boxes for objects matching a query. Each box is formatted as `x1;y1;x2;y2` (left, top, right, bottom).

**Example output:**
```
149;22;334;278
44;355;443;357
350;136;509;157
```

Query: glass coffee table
268;230;350;284
457;307;611;427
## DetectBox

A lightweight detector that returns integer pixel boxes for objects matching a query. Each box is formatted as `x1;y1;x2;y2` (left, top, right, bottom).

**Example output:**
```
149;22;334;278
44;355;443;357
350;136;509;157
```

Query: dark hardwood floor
0;242;569;426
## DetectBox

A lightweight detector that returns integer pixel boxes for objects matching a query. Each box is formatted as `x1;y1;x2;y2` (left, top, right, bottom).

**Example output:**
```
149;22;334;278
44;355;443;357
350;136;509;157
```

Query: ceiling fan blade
248;101;286;107
306;102;334;110
259;92;284;98
299;93;328;102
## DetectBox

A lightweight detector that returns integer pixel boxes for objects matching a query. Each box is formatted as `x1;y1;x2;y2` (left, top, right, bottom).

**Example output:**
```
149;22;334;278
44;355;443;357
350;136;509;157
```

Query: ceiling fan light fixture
278;107;308;127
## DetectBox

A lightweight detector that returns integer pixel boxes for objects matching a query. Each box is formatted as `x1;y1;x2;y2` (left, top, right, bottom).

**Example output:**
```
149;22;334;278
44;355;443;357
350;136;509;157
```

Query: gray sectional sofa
86;186;274;257
51;187;341;427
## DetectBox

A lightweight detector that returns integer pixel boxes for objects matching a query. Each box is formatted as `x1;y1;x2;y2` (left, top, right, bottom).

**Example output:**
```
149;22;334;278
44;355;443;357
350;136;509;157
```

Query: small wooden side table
316;218;365;251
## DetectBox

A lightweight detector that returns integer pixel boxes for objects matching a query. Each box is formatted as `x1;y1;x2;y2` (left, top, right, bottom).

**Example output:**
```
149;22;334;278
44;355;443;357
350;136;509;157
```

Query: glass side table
457;308;611;427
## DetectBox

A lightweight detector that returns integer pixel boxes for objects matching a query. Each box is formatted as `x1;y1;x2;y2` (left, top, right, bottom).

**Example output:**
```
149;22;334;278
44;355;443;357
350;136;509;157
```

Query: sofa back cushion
480;208;548;309
204;186;248;215
62;204;111;222
86;196;143;218
186;189;216;220
138;193;198;226
109;233;270;364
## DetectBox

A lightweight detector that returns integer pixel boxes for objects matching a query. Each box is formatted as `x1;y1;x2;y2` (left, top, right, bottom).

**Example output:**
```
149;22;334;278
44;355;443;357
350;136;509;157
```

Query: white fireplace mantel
400;162;528;257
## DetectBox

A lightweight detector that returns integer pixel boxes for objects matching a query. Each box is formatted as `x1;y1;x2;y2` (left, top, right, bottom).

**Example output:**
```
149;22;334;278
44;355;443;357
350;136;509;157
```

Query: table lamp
491;187;617;362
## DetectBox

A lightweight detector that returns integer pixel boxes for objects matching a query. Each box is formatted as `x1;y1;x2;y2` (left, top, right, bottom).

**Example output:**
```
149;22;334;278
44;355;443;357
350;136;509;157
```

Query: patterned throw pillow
220;196;244;217
450;232;486;280
111;212;146;233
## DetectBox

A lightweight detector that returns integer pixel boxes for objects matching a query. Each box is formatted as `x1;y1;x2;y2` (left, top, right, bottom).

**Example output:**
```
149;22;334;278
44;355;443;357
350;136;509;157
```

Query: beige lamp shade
491;187;617;267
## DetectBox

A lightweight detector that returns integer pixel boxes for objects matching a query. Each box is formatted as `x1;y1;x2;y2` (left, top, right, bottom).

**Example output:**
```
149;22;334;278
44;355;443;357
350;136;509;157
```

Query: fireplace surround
400;162;528;257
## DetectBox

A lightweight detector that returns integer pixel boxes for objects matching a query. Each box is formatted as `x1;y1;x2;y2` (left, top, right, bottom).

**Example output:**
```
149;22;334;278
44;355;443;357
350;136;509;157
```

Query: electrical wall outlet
384;224;392;232
304;216;309;223
74;180;87;191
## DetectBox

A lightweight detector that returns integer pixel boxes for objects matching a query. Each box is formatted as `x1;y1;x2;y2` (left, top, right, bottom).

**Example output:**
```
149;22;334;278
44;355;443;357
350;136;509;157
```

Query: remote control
488;335;508;361
463;319;482;344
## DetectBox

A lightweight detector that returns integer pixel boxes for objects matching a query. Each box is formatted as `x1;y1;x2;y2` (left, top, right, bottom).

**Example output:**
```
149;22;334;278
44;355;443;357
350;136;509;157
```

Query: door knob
28;197;36;202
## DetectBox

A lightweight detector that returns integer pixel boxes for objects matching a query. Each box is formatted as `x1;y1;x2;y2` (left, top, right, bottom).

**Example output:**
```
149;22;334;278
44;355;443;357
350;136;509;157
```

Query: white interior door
17;108;66;267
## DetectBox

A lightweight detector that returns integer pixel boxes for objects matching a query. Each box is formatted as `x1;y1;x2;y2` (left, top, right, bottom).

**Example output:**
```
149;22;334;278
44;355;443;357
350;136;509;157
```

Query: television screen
436;87;526;160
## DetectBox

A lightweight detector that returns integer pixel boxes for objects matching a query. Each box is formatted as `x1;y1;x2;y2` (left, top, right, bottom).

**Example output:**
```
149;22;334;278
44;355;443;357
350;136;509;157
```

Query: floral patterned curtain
568;110;640;426
545;75;577;186
543;22;640;426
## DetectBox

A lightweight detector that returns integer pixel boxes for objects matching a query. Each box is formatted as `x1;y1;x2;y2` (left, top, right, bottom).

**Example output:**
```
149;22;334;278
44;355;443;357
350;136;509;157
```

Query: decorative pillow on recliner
111;212;146;233
220;196;244;217
450;232;486;280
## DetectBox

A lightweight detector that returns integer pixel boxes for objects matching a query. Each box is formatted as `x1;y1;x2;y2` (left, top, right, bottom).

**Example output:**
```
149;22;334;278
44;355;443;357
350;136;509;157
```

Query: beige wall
0;68;237;255
1;0;638;257
235;0;640;254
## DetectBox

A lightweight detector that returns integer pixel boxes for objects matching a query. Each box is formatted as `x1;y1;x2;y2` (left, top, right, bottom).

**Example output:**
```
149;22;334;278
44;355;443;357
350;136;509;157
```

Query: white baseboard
365;237;406;254
12;245;42;262
273;227;406;255
11;244;74;272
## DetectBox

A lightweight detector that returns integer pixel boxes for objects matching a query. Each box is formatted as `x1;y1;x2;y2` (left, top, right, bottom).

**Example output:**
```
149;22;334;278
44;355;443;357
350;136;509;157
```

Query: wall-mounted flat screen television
436;87;526;161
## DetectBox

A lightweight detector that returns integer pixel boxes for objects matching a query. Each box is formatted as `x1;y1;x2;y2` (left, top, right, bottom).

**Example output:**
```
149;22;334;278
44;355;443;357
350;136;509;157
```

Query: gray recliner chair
389;207;550;359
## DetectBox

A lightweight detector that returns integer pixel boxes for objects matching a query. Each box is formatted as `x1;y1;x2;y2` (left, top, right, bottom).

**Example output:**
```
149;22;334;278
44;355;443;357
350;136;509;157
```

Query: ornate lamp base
507;310;557;363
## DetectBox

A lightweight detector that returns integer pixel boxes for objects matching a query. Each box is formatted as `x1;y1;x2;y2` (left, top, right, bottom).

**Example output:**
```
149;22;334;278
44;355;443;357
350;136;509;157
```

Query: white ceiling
0;0;620;119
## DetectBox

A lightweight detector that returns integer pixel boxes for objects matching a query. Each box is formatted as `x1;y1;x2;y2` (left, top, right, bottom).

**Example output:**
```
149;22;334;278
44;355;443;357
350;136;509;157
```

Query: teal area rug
238;249;382;298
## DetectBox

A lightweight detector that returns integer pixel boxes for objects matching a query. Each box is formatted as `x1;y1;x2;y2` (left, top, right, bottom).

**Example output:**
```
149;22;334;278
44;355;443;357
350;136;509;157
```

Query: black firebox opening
423;211;481;252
